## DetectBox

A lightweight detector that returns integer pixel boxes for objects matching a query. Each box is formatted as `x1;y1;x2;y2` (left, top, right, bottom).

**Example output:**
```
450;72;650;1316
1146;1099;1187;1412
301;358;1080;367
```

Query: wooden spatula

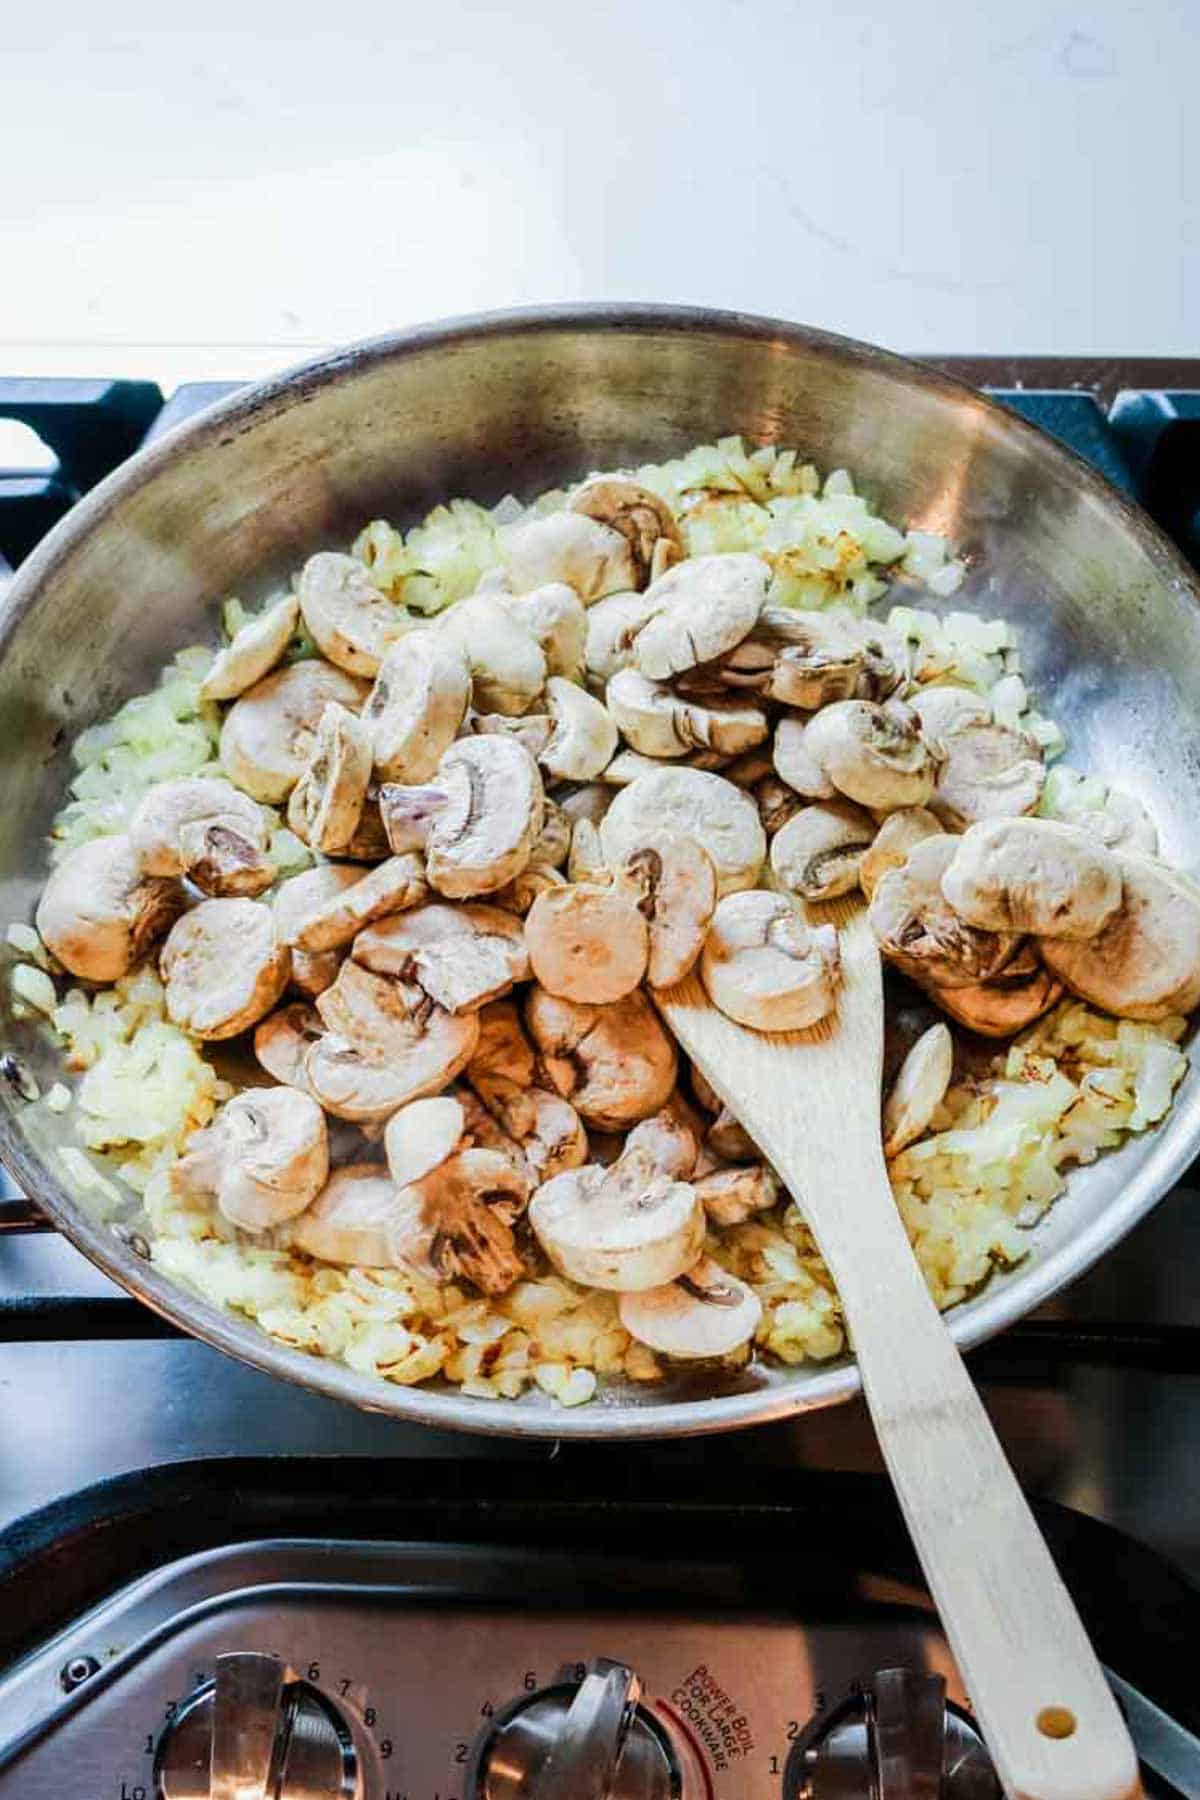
657;899;1142;1800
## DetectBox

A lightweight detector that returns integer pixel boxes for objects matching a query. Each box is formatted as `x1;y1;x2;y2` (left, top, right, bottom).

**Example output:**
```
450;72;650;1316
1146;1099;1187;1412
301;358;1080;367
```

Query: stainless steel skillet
1;304;1198;1440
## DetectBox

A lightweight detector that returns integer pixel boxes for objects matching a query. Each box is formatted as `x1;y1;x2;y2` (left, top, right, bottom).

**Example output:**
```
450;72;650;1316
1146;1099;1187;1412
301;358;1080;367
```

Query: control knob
467;1657;680;1798
154;1652;358;1800
784;1667;1000;1798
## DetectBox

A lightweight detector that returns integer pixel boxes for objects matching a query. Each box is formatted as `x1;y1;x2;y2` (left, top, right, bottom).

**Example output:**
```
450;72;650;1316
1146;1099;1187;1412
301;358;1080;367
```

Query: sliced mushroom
354;901;529;1012
568;818;608;884
308;960;479;1120
620;832;718;987
36;834;183;983
584;590;660;684
618;1257;762;1359
931;720;1044;829
491;865;568;915
200;593;300;701
718;609;902;708
601;746;727;784
706;1106;759;1164
531;798;571;868
538;676;619;781
377;782;454;854
528;1160;704;1292
254;1000;325;1089
773;715;837;801
419;1147;529;1296
569;475;683;588
723;748;775;787
600;767;766;897
858;807;945;901
292;1163;433;1270
437;595;547;715
285;854;428;954
220;661;369;803
174;1086;328;1233
869;836;1022;989
556;781;614;829
908;685;992;744
424;736;545;898
161;898;290;1038
501;511;635;603
752;775;802;838
770;801;876;903
338;794;391;862
500;582;588;682
803;700;936;812
700;890;841;1032
524;882;649;1003
273;863;362;995
1039;855;1200;1021
471;711;555;760
941;817;1123;939
616;1106;700;1183
525;986;678;1130
631;553;768;681
384;1094;468;1187
297;551;413;677
694;1164;780;1227
882;1023;953;1156
930;965;1064;1037
129;778;270;893
466;1000;589;1179
287;702;374;854
362;629;471;783
606;668;768;759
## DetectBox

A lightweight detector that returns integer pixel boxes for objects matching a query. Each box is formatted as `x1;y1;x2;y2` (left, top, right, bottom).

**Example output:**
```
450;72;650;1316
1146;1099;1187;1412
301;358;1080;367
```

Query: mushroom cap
618;1257;762;1359
700;889;842;1032
219;661;369;803
274;863;362;947
631;552;768;681
752;775;802;839
694;1164;780;1227
377;781;453;855
773;714;837;801
941;817;1123;939
287;854;428;953
362;629;471;783
525;985;678;1130
584;590;659;684
531;798;572;869
524;882;649;1004
336;794;391;862
254;1000;325;1090
803;700;936;811
207;1086;329;1233
178;820;276;899
291;1163;430;1270
931;720;1045;829
529;1162;705;1292
437;595;547;716
770;800;876;903
908;684;992;744
36;834;183;983
882;1022;953;1156
620;832;718;988
539;676;620;781
600;766;765;897
309;960;480;1119
501;510;636;603
161;897;291;1038
858;806;945;901
420;1147;531;1295
287;701;374;854
605;668;768;760
354;900;530;1012
868;836;1022;989
129;777;268;878
569;476;683;588
297;551;413;677
1040;854;1200;1021
384;1094;467;1188
720;608;902;709
501;582;588;683
425;736;545;900
200;593;300;701
471;710;555;760
927;965;1065;1037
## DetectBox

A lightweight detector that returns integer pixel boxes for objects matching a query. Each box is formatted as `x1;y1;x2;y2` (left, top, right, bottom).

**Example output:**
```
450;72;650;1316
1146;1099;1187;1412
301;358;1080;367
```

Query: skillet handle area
828;1134;1142;1800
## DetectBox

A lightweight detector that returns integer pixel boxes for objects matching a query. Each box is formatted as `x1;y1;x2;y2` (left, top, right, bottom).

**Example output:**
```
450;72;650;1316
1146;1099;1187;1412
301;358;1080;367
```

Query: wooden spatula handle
825;1134;1141;1800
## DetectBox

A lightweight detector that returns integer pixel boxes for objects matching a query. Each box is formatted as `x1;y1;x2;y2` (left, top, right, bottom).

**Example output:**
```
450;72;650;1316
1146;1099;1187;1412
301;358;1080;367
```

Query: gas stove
2;357;1200;1798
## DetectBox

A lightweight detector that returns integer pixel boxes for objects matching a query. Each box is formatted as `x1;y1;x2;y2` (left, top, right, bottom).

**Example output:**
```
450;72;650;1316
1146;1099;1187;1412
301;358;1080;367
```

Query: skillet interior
1;305;1198;1439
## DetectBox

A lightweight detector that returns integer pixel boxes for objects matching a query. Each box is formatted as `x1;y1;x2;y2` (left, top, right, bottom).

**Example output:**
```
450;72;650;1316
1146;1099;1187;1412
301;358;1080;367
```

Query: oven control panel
0;1541;1004;1799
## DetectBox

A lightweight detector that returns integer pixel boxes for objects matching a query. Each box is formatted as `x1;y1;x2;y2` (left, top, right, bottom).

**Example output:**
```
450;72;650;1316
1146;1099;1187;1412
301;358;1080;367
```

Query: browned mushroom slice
868;837;1021;989
927;965;1064;1037
173;1086;329;1233
525;986;678;1130
858;806;945;900
694;1164;780;1226
620;832;718;988
803;699;936;812
307;960;479;1121
288;855;428;953
353;901;529;1013
941;817;1122;939
219;660;370;803
254;1001;326;1090
420;1148;530;1295
931;720;1045;829
569;476;683;589
287;702;374;854
1039;855;1200;1021
36;835;183;983
161;898;291;1039
770;800;876;903
524;882;649;1004
130;776;273;896
700;890;841;1032
464;1001;589;1180
606;668;768;760
719;608;903;709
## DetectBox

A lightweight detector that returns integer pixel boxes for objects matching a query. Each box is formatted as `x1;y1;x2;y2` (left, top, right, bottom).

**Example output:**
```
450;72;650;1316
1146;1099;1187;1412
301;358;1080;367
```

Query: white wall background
1;0;1196;387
